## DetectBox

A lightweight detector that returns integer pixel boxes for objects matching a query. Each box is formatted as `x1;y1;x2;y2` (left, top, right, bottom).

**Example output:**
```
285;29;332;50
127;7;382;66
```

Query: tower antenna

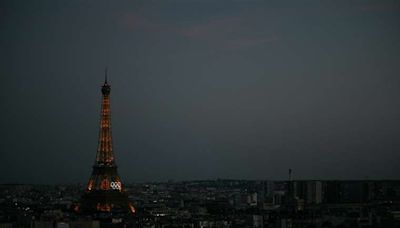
104;67;108;84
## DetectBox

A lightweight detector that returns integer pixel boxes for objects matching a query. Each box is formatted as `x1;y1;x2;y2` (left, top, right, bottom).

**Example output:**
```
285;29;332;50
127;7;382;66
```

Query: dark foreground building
79;73;135;214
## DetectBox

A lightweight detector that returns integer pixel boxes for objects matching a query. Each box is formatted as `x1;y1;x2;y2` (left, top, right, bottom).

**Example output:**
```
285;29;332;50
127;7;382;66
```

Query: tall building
79;72;135;214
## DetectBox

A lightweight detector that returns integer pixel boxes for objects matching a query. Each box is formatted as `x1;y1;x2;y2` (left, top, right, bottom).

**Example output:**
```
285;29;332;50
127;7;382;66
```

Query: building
79;71;135;214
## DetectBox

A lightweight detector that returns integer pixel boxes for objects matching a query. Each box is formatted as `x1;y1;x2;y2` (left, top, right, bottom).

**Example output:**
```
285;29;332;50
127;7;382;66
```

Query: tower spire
104;67;108;84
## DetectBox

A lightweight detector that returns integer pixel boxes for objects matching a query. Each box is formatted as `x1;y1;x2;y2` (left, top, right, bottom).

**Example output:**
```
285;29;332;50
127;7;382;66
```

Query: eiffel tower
79;70;135;214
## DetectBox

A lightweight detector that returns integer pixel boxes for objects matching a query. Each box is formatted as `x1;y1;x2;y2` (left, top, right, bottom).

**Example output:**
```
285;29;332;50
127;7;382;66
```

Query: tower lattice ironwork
80;71;135;214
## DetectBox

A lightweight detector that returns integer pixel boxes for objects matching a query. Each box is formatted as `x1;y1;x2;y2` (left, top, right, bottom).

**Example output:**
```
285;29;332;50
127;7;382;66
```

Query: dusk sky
1;0;400;184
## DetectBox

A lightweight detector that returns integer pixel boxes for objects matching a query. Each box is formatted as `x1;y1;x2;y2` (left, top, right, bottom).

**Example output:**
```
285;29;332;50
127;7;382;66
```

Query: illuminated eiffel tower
80;70;135;214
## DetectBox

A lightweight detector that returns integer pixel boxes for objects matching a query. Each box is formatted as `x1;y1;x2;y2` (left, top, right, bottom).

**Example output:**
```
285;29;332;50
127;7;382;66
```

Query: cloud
180;16;242;39
119;12;172;33
223;35;279;50
120;13;145;29
118;11;278;50
358;2;400;12
180;16;278;50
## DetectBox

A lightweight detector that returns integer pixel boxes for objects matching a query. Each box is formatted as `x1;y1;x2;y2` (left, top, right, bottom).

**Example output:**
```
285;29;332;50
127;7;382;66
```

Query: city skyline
1;0;400;184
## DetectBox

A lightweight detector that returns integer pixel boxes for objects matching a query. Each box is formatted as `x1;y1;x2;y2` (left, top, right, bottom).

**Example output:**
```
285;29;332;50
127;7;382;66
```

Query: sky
1;0;400;184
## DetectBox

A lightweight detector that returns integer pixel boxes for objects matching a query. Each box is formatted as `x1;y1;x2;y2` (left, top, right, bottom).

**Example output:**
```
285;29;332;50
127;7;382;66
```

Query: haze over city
1;0;400;184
